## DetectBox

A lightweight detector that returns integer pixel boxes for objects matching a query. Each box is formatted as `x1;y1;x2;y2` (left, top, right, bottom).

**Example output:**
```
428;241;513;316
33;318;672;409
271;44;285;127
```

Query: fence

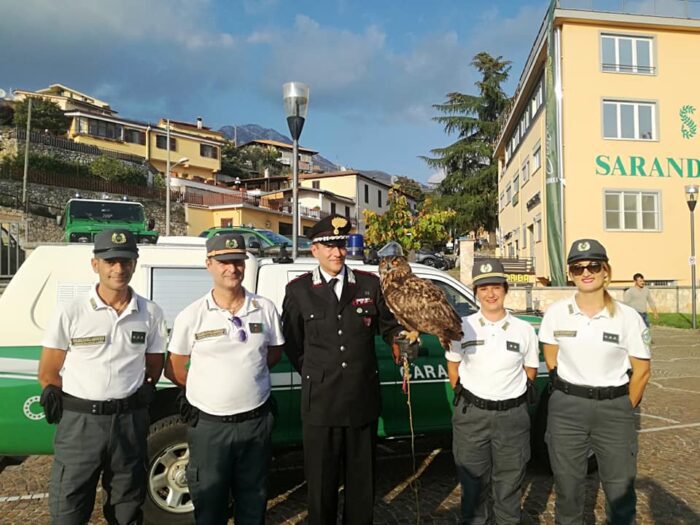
0;165;165;200
12;129;145;164
0;221;25;278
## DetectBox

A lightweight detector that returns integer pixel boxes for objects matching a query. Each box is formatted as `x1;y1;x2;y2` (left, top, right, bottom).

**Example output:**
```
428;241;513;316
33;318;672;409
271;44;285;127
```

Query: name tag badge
249;323;263;334
603;332;620;344
194;328;227;341
506;341;520;352
554;330;577;338
70;335;107;346
461;340;485;349
130;331;146;344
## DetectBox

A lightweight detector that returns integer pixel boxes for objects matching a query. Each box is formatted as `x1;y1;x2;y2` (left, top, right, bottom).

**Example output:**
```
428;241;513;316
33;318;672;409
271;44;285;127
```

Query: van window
151;268;211;327
429;280;477;318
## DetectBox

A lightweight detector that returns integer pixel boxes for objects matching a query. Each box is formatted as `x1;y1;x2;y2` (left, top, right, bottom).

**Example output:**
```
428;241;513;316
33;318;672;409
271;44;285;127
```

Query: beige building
495;0;700;286
239;139;317;174
300;170;416;234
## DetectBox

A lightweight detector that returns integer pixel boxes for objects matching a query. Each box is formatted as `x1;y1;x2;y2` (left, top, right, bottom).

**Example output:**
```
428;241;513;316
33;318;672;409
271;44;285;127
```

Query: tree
363;188;455;252
0;101;13;126
220;143;286;179
422;52;511;236
89;156;146;185
13;98;70;135
394;175;425;205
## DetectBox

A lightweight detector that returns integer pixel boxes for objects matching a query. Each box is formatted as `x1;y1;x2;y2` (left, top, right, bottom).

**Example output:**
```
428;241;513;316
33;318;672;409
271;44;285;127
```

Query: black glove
136;381;157;406
176;389;199;426
40;384;63;424
526;380;540;405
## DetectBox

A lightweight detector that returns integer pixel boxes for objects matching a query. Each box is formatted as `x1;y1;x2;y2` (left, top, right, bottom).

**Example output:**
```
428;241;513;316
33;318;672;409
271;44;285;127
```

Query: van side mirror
248;240;261;250
147;218;155;230
56;214;63;226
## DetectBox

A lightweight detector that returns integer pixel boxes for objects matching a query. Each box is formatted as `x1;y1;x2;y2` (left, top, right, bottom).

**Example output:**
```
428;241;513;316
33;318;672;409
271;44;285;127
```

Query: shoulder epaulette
287;271;312;286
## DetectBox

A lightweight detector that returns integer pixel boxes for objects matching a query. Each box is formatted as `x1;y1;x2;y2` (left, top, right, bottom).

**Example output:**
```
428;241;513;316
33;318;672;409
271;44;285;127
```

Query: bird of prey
379;253;463;351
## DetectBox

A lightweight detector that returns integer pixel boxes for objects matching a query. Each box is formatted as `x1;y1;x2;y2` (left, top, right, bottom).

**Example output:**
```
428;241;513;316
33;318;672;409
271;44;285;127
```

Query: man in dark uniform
282;214;402;524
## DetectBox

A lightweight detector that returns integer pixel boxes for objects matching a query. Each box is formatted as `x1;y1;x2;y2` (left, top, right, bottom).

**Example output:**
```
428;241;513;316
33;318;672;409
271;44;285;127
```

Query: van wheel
531;389;598;474
143;415;194;525
422;257;437;267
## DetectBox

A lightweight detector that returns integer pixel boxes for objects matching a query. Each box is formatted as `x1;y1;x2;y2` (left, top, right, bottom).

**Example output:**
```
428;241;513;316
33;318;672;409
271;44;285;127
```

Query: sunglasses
229;316;248;342
569;261;604;277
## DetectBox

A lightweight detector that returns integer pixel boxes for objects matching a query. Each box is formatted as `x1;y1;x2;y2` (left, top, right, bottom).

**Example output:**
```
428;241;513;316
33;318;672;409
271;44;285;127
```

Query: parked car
199;227;307;251
415;246;453;270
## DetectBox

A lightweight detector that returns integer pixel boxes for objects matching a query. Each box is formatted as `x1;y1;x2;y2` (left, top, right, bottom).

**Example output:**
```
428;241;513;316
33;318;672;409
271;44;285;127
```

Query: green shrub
89;156;146;185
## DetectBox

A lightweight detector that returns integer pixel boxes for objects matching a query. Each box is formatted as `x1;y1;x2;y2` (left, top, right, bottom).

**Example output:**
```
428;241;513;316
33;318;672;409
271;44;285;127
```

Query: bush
13;98;70;135
0;152;90;177
89;156;146;185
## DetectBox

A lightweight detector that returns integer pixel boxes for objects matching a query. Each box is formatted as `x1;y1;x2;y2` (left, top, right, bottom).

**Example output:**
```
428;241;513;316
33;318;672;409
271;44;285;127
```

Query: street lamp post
283;82;310;259
685;184;698;329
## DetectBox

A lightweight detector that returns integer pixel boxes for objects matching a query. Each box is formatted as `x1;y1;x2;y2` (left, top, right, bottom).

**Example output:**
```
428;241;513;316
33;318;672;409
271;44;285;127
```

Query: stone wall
0;179;186;244
505;286;698;315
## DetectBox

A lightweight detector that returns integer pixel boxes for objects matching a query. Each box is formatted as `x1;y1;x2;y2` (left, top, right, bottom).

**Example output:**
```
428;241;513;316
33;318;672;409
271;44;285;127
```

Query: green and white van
0;238;548;523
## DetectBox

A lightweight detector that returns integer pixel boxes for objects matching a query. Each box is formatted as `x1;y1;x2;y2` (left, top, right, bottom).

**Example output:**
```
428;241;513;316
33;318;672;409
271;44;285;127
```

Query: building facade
495;0;700;286
239;139;317;174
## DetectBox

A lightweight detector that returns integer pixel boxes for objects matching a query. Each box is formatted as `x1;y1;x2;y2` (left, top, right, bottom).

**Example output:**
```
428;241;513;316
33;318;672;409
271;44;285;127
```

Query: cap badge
480;263;492;273
112;232;126;244
225;238;238;249
331;216;348;235
577;241;590;251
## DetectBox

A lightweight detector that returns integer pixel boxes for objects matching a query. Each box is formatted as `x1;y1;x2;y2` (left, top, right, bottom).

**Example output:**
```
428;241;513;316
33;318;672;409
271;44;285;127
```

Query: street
1;326;698;524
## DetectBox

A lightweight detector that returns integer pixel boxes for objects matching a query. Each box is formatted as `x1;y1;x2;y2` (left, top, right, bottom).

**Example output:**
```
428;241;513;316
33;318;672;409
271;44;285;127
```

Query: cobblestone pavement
1;327;698;524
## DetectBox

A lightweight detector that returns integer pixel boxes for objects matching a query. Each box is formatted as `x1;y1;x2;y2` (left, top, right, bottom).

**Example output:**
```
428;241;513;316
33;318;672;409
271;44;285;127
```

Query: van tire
530;389;598;475
143;415;194;525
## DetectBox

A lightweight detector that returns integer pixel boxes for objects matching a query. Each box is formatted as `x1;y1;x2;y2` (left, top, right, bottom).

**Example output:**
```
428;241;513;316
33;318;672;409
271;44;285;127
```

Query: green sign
595;155;700;178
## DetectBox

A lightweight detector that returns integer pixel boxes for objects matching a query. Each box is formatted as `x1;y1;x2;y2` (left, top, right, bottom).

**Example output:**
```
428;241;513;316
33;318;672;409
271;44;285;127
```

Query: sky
0;0;549;183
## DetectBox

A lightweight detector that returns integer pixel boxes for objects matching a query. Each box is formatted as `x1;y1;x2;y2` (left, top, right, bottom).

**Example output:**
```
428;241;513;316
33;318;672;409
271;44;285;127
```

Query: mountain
219;124;339;173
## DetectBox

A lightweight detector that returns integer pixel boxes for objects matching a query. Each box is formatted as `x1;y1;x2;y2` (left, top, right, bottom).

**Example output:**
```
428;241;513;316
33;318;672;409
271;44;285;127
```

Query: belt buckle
90;402;101;415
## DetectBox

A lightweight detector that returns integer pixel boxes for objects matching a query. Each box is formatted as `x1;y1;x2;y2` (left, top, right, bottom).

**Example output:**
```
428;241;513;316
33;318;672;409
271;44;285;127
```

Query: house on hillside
239;139;317;174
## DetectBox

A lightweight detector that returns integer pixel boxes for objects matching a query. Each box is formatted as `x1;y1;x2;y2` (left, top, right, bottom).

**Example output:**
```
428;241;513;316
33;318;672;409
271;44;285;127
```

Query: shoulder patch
641;328;652;345
287;272;312;286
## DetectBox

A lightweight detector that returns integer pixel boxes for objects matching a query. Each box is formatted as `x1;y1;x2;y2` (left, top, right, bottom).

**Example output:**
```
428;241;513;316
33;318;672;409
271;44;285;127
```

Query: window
364;184;369;204
220;218;233;228
601;34;653;74
505;184;512;204
603;100;656;140
312;181;320;189
521;224;527;249
605;190;660;231
532;143;541;172
345;205;350;217
430;280;477;317
499;192;505;210
330;202;337;214
156;135;177;150
522;160;530;184
513;174;520;195
87;118;122;140
534;215;542;242
377;190;382;208
124;128;145;145
200;144;218;159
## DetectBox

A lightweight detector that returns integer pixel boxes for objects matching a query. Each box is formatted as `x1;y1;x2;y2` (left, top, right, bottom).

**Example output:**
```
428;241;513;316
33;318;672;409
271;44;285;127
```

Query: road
1;326;698;524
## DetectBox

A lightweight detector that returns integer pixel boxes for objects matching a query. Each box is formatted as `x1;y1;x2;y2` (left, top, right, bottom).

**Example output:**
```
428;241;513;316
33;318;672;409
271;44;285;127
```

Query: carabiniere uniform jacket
282;266;402;427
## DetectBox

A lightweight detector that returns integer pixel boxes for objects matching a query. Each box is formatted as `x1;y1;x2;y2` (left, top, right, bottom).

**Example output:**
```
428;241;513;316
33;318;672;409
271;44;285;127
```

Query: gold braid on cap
331;217;348;235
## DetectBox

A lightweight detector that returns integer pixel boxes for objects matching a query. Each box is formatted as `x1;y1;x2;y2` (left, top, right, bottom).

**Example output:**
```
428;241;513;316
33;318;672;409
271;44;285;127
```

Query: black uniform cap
206;233;248;261
567;238;608;264
472;259;507;287
93;229;138;259
307;214;352;246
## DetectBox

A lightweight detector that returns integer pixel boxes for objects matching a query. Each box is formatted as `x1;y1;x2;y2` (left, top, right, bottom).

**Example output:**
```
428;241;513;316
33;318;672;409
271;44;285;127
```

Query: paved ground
1;326;698;524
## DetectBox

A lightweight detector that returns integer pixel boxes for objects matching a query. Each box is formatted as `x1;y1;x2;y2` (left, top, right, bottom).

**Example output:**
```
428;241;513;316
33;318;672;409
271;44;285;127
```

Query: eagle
379;254;463;351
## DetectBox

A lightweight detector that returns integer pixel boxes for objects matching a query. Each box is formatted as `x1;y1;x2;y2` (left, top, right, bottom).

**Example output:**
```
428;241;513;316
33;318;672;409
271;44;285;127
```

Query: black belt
63;391;143;415
457;386;527;411
198;398;270;423
553;377;628;400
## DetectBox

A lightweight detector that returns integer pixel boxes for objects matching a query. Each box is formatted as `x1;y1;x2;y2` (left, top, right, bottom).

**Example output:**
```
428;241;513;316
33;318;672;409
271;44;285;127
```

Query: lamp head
282;82;310;119
686;184;699;212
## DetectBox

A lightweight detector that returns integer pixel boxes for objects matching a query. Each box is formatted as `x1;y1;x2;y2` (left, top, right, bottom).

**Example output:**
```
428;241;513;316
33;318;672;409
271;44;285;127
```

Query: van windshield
68;201;145;223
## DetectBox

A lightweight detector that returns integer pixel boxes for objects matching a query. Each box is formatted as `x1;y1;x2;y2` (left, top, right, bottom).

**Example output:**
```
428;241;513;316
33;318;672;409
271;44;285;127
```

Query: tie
328;278;339;303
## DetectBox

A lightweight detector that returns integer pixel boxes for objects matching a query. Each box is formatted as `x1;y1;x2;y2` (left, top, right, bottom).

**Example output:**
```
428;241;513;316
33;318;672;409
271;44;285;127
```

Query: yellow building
239;139;317;173
185;203;317;237
495;0;700;286
15;85;225;181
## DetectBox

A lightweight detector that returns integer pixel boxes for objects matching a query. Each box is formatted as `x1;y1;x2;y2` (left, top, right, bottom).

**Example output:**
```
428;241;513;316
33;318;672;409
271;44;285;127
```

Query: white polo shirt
42;285;167;401
168;289;284;416
538;295;651;387
445;311;539;400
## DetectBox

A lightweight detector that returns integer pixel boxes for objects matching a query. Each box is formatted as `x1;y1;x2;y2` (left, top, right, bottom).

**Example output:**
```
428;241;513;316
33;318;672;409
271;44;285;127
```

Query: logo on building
680;105;696;139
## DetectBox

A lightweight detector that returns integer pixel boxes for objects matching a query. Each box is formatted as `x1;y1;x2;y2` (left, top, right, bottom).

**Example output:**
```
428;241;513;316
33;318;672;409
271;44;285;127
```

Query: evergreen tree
422;52;511;235
13;98;70;135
